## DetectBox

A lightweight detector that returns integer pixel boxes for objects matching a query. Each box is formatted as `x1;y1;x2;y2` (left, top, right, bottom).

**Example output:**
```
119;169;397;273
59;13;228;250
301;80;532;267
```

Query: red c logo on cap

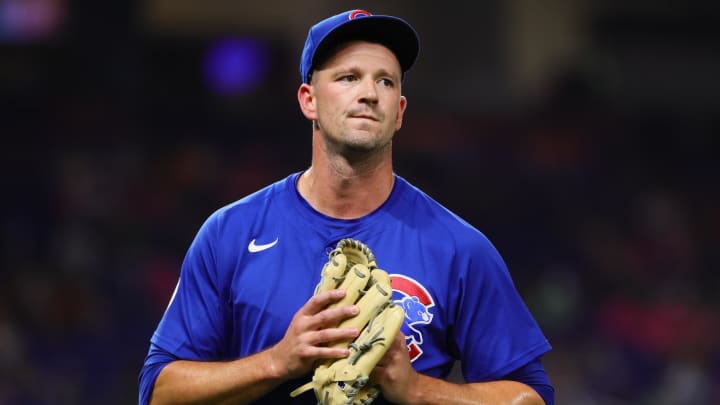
349;10;371;20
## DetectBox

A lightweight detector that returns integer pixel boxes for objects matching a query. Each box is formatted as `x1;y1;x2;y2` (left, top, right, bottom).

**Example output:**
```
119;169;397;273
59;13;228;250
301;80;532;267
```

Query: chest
228;236;455;364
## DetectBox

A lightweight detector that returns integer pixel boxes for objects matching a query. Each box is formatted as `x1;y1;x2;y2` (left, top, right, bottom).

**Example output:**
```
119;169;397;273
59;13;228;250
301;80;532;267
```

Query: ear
297;83;317;121
395;95;408;131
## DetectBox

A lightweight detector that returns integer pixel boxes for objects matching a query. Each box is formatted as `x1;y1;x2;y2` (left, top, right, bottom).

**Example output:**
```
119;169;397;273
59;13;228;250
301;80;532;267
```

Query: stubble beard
322;126;393;166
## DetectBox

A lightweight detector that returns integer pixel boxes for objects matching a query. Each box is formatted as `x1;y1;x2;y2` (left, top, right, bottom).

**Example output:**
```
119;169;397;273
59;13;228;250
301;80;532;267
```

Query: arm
150;350;282;405
393;377;543;405
148;289;361;405
373;333;546;405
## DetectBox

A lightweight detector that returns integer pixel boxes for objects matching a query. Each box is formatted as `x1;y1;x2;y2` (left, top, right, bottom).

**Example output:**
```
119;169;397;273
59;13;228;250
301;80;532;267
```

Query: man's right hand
267;288;361;379
150;289;362;405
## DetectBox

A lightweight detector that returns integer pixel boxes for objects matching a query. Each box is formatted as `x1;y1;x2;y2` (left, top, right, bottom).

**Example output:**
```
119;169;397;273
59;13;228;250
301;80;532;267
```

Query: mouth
349;114;378;121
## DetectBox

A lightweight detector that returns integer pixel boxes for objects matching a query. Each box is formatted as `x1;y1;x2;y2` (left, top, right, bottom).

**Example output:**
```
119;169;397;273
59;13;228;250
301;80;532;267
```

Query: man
139;9;554;405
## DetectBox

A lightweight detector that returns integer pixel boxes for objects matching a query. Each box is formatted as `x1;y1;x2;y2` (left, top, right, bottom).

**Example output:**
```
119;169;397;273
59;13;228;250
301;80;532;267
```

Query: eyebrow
331;65;400;80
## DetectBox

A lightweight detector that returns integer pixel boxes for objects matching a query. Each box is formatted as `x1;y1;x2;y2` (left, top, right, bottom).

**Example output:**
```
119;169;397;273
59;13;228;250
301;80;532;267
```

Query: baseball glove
290;238;404;405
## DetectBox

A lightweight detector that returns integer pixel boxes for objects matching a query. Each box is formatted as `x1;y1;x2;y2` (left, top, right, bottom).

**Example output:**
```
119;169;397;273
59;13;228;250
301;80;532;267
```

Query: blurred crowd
2;68;718;404
1;2;719;405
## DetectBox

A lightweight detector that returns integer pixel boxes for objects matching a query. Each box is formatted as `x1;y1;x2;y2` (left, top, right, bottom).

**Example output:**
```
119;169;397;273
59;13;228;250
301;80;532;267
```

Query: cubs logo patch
390;274;435;362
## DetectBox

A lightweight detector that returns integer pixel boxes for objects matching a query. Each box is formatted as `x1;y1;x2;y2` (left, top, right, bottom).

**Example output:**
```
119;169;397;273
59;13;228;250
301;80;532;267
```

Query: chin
345;137;392;155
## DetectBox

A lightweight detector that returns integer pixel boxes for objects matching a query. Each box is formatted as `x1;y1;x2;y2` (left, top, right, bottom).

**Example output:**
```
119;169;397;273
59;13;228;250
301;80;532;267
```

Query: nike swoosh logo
248;237;279;253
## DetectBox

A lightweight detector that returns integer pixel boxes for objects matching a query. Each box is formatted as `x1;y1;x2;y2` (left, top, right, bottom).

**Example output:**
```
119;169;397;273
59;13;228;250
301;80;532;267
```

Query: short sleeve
150;213;228;360
452;235;551;381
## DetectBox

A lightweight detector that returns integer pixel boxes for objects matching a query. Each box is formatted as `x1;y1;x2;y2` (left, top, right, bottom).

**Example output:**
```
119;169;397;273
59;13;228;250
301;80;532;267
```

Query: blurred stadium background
1;0;718;403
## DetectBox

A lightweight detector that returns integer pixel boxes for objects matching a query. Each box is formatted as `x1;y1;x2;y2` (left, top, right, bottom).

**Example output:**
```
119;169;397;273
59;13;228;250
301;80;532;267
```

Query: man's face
308;41;407;156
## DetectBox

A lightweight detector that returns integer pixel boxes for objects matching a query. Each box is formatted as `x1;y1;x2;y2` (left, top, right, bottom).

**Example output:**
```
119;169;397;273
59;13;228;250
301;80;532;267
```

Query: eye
338;74;357;82
378;78;395;87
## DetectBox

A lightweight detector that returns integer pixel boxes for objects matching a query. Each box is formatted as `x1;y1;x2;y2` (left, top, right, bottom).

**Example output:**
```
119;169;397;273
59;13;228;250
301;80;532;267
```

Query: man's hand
372;331;420;403
268;289;360;379
372;332;548;405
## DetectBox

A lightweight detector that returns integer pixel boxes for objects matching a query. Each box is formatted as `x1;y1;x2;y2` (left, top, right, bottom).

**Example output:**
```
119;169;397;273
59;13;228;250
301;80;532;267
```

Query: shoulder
186;173;298;252
394;175;496;254
206;173;298;229
181;173;298;274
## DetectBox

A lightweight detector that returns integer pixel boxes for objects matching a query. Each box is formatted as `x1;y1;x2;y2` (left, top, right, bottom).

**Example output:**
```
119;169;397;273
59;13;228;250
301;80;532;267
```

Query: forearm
402;374;545;405
149;347;284;405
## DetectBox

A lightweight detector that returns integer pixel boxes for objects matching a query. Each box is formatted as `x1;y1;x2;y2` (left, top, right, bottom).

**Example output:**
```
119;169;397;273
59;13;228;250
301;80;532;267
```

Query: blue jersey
141;172;552;404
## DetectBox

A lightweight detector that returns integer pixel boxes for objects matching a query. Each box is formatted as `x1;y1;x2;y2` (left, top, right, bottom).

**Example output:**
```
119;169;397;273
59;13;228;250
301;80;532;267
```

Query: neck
297;134;395;219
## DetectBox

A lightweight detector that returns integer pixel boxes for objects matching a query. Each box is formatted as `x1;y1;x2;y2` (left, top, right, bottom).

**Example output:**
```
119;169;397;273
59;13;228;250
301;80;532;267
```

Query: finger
376;331;406;368
306;304;359;330
300;289;346;315
306;326;360;347
298;343;352;361
392;329;406;348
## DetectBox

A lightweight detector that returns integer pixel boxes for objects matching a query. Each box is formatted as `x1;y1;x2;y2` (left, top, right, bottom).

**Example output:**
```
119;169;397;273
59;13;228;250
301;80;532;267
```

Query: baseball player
139;9;554;405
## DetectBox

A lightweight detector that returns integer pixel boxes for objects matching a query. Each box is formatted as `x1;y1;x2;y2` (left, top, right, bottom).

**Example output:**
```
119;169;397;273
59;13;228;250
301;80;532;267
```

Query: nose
358;78;378;104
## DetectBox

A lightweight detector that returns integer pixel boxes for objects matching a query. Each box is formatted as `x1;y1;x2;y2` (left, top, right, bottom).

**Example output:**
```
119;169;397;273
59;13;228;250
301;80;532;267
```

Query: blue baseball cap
300;9;420;83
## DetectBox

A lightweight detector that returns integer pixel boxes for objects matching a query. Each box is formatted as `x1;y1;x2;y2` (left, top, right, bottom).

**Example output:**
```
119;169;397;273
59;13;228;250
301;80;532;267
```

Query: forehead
316;40;402;75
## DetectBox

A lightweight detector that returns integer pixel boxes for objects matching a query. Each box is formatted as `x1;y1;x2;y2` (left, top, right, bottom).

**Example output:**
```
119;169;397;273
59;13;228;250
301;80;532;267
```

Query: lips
349;114;378;121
